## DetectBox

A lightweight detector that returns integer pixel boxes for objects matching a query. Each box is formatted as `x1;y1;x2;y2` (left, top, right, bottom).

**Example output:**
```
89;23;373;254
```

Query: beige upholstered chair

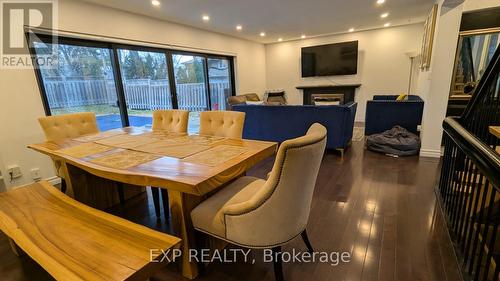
152;110;189;133
199;111;245;139
150;110;189;221
38;112;99;194
191;123;327;281
38;112;99;141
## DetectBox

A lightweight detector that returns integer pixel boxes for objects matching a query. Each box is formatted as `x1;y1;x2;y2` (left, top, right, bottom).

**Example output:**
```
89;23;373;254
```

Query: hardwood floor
0;141;462;281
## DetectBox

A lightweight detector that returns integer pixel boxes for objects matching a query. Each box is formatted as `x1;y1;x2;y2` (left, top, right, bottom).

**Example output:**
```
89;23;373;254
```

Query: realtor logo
1;0;57;68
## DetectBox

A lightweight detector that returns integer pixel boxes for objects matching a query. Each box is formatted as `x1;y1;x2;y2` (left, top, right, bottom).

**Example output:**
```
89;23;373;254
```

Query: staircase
437;44;500;281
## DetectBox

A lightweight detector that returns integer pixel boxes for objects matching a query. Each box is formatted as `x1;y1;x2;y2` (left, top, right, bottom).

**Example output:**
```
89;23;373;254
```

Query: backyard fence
43;78;230;111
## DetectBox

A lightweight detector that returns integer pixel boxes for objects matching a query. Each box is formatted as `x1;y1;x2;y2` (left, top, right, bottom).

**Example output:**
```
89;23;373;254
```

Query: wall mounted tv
301;41;358;77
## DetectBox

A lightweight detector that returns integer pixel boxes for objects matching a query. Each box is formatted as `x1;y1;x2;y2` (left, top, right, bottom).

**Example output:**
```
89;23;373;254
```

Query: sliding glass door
117;49;172;128
33;42;123;131
172;53;208;133
207;57;232;110
30;34;236;133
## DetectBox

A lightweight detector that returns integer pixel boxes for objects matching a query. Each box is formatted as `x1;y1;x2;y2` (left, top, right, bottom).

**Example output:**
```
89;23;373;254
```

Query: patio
95;112;201;133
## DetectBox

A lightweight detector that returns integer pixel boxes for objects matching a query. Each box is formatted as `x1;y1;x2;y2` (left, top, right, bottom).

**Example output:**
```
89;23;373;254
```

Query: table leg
167;190;203;280
8;238;24;257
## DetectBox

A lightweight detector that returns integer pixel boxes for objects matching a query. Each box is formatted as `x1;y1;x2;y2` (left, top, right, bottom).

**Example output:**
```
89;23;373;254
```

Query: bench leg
151;187;161;220
8;238;25;257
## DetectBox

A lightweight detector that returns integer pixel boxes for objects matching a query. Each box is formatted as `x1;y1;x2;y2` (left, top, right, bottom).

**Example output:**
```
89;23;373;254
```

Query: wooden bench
0;181;181;281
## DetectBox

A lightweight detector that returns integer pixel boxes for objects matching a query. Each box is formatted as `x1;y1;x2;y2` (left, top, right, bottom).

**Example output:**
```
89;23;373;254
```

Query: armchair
365;95;424;135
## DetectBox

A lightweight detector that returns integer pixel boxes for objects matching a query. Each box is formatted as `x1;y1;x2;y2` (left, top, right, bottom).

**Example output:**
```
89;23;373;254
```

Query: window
30;34;236;133
207;58;232;111
172;54;208;133
33;42;123;131
117;49;171;128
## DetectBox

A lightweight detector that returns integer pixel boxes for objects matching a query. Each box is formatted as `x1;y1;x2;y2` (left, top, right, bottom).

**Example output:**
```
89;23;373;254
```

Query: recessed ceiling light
376;0;385;4
202;15;210;21
151;0;160;6
236;25;242;30
384;23;391;27
301;35;306;39
381;12;389;18
260;32;266;37
278;38;283;42
349;28;355;32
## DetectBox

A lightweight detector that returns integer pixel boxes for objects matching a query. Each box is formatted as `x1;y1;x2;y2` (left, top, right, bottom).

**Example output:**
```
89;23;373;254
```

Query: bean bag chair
366;126;420;156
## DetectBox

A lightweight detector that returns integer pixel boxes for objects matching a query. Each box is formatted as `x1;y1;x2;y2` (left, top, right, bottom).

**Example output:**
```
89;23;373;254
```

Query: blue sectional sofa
365;95;424;136
232;102;357;151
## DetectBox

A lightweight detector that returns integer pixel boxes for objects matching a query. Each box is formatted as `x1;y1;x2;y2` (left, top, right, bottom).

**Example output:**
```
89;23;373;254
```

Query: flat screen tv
301;41;358;77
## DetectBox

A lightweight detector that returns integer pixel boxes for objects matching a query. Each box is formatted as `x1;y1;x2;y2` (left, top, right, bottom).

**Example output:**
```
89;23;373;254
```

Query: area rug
352;127;365;142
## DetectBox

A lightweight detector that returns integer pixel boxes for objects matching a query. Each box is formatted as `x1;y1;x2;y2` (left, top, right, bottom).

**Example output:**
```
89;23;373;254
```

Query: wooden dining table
28;126;277;279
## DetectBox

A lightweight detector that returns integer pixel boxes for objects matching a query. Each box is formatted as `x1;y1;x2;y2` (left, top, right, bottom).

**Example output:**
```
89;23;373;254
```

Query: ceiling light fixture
236;25;242;30
301;35;306;39
384;23;391;27
278;38;283;42
376;0;385;4
380;12;389;18
260;32;266;37
151;0;160;6
349;28;355;32
202;15;210;21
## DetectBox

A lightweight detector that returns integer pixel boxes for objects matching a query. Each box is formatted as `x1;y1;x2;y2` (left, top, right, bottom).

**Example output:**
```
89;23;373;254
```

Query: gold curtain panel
182;145;249;166
57;143;114;158
90;150;161;169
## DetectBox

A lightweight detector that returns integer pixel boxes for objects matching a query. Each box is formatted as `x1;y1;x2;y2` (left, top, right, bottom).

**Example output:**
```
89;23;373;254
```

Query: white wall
0;0;266;189
417;0;500;157
264;23;424;122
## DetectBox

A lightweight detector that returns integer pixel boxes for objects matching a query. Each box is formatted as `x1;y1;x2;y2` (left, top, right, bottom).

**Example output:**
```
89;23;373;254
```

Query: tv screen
301;41;358;77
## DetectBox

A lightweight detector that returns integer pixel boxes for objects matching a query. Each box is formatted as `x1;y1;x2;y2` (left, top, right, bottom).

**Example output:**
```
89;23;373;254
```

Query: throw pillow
396;94;408;101
246;100;264;105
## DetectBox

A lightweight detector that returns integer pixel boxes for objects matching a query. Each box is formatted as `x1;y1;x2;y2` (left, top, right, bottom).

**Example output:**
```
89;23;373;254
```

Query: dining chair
38;112;99;194
152;109;189;133
191;123;327;281
199;110;246;139
150;110;189;221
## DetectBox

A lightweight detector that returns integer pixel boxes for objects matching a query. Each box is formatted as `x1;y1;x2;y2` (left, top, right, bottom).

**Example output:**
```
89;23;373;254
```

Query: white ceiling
81;0;435;44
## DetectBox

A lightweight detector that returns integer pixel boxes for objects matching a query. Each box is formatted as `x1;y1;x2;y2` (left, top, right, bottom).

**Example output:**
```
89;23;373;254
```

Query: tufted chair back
38;112;99;141
199;111;245;139
152;110;189;133
221;123;327;246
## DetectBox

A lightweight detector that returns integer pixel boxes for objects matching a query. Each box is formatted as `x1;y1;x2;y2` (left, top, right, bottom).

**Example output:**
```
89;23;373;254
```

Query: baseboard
419;149;442;158
46;176;62;185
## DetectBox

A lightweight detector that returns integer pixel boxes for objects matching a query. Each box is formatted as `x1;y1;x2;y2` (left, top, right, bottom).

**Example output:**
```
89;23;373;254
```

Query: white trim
419;148;442;158
46;176;61;186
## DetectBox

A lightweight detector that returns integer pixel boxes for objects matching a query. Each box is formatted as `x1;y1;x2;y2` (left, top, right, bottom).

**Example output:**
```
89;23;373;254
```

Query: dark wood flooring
0;141;462;281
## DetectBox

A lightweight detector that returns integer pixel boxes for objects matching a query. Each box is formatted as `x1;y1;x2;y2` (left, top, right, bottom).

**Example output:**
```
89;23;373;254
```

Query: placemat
182;145;248;166
90;150;161;169
153;134;226;146
73;130;126;142
144;131;187;140
57;143;114;158
95;134;159;149
132;142;211;158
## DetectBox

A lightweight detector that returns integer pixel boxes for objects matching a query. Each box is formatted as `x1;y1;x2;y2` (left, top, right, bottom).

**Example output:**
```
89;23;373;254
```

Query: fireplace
311;94;344;105
296;84;361;105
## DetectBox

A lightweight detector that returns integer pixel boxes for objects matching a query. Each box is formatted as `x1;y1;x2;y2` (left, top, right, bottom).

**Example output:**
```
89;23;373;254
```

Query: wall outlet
7;165;22;181
417;125;422;132
30;168;42;181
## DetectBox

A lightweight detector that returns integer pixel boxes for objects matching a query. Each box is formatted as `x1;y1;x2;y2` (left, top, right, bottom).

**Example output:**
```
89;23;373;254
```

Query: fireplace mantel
296;84;361;90
296;84;361;105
